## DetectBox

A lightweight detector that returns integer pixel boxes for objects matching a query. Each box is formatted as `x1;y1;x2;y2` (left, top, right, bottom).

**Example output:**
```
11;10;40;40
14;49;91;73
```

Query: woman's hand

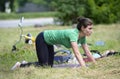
71;42;86;67
82;44;96;64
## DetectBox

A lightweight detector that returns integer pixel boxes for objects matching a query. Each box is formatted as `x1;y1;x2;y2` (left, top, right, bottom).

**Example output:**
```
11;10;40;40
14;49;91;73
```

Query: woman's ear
81;26;84;31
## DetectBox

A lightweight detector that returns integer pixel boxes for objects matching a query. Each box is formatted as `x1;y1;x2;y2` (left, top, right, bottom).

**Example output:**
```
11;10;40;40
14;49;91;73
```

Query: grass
0;11;56;20
0;24;120;79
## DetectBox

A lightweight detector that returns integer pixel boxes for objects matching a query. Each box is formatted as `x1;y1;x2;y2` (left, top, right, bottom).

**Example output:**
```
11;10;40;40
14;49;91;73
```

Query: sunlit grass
0;24;120;79
0;12;56;20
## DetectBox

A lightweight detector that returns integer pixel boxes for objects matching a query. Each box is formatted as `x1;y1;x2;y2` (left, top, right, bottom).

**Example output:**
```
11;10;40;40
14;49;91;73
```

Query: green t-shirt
44;28;86;48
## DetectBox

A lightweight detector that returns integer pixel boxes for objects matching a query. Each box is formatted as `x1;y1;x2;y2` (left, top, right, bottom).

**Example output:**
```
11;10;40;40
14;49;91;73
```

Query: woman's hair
77;17;93;31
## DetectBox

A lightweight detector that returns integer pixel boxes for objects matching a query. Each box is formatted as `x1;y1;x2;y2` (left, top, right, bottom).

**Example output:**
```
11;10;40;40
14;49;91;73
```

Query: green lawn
0;24;120;79
0;12;56;20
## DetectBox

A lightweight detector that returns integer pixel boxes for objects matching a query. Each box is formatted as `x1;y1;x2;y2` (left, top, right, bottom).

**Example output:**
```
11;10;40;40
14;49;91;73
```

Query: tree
91;0;118;23
51;0;120;25
0;0;5;12
51;0;86;25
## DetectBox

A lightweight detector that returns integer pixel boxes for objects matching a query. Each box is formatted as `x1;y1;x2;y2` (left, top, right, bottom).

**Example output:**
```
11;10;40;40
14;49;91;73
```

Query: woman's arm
82;44;96;63
71;42;86;67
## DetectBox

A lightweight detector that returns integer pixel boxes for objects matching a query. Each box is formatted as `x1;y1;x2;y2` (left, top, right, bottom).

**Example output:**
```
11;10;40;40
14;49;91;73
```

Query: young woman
11;17;96;70
35;17;96;67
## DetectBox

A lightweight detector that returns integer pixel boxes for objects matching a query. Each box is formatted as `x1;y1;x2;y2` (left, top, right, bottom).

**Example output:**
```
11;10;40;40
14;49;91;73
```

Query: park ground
0;24;120;79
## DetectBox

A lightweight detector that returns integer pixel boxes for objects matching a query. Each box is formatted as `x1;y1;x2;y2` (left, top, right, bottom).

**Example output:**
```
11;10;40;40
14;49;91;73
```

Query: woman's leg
47;45;54;67
35;32;54;67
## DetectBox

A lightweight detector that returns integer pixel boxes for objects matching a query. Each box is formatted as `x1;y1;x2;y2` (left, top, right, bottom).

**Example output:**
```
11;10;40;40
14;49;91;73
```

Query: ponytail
77;17;93;31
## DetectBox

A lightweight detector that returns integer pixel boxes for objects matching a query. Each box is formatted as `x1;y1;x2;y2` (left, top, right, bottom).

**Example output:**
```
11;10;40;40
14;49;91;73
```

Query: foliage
89;0;119;24
51;0;86;25
51;0;120;25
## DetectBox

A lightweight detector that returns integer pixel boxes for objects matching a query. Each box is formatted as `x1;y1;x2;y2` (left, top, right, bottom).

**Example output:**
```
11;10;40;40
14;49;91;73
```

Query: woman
35;17;96;67
11;17;96;70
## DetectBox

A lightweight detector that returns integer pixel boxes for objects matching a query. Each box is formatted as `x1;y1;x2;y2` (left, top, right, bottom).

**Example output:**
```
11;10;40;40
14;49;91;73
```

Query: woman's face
81;25;93;36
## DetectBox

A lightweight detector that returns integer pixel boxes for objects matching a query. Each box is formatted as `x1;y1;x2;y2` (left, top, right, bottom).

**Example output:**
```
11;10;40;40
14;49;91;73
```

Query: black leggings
35;32;54;67
20;32;54;67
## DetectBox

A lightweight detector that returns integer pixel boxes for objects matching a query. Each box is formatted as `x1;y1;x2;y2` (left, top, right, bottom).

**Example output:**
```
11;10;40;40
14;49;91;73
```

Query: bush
51;0;120;25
